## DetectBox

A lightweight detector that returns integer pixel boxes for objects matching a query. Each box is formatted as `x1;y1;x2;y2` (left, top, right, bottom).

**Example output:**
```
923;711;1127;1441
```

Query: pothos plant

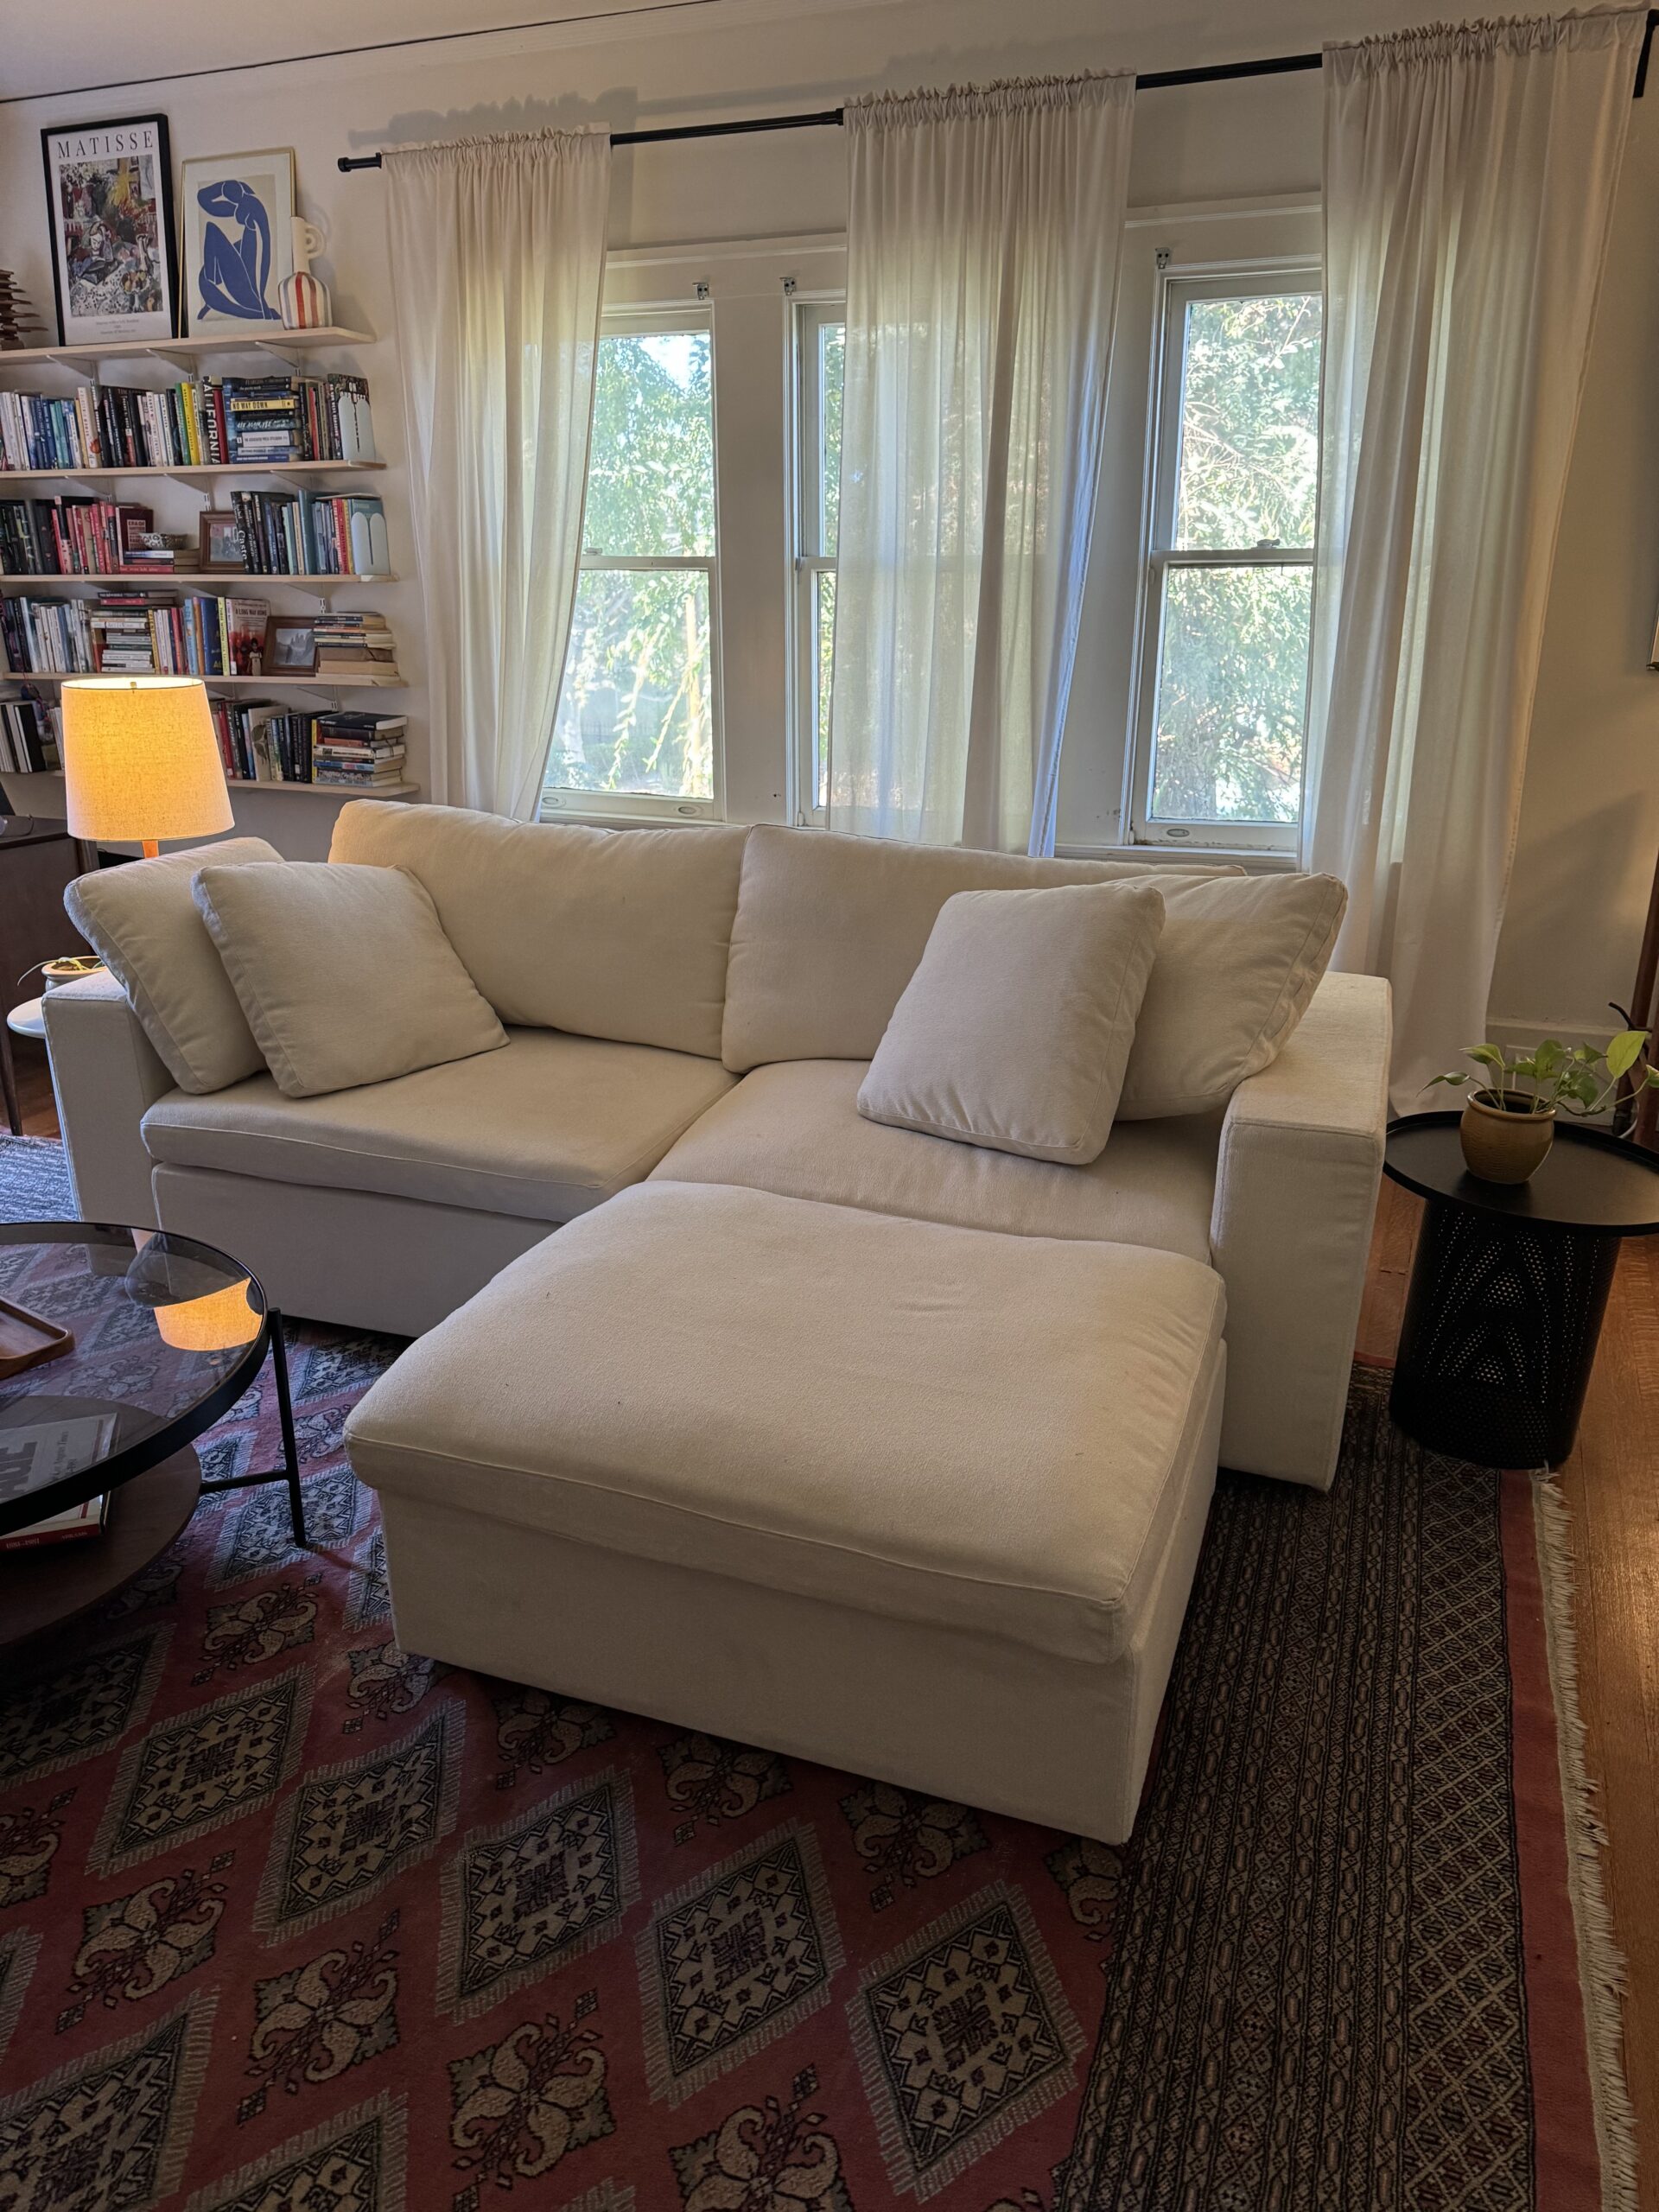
1427;1030;1659;1117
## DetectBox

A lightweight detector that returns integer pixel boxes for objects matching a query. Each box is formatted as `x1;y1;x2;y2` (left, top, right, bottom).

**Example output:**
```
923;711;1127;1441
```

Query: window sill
1055;841;1297;874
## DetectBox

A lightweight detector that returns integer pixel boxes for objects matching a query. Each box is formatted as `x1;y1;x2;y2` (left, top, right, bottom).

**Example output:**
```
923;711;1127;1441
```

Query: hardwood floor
1365;1178;1659;2204
12;1068;1654;2193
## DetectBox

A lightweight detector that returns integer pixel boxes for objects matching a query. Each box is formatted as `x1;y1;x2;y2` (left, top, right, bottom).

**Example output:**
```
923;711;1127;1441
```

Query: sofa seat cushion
142;1028;736;1224
652;1059;1220;1262
346;1180;1227;1664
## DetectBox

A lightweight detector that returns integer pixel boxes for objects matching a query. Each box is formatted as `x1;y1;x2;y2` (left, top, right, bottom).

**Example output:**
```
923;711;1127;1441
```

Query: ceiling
0;0;887;105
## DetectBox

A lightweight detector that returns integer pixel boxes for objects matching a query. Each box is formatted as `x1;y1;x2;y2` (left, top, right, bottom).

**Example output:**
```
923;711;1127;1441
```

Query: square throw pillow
66;836;284;1095
856;882;1166;1165
1117;870;1348;1117
192;861;508;1100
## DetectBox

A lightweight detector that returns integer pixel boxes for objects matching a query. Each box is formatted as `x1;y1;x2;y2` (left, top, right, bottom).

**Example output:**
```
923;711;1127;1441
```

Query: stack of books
312;711;408;788
229;491;390;576
0;688;60;773
314;610;399;679
1;593;90;672
87;593;156;672
0;495;160;575
0;373;379;474
1;590;270;677
0;1413;117;1551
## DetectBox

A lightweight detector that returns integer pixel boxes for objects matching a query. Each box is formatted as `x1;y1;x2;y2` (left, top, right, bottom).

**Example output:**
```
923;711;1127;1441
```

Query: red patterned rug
0;1278;1635;2210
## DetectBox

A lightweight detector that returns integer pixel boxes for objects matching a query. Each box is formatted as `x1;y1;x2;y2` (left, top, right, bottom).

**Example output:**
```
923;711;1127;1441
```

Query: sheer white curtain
1306;12;1642;1108
384;130;608;820
828;74;1134;855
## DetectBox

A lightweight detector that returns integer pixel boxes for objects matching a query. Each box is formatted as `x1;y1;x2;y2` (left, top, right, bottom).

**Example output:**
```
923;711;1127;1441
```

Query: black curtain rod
337;11;1658;171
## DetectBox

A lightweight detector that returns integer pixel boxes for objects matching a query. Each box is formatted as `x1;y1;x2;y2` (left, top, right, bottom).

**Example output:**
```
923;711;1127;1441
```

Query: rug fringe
1530;1477;1640;2212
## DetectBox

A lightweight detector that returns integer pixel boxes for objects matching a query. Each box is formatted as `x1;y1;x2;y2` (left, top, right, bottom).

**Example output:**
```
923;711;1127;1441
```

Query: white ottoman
345;1181;1226;1842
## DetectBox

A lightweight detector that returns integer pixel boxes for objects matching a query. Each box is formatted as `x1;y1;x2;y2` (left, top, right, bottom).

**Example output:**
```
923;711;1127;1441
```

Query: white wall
1;0;1654;1035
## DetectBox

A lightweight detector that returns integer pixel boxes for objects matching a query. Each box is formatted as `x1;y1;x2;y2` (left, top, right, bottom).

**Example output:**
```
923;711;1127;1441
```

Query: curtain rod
337;12;1659;170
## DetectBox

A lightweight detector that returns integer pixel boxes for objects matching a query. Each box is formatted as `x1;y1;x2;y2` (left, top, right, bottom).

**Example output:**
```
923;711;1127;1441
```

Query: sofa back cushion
66;836;283;1095
721;824;1239;1071
329;802;747;1060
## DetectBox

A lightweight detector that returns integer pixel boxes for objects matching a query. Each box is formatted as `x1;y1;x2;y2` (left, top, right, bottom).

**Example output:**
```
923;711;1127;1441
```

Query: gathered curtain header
844;70;1133;133
379;126;610;176
1325;6;1647;79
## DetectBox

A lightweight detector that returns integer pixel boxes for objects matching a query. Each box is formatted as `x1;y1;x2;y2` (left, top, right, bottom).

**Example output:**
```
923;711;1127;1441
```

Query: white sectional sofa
46;804;1389;1839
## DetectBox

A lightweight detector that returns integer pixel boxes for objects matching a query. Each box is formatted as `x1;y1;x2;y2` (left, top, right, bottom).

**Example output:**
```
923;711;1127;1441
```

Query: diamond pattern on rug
639;1822;844;2107
183;2091;405;2212
850;1885;1082;2201
92;1664;311;1876
0;1625;169;1787
0;1792;71;1908
256;1700;462;1940
441;1770;639;2024
212;1466;365;1587
0;1989;214;2212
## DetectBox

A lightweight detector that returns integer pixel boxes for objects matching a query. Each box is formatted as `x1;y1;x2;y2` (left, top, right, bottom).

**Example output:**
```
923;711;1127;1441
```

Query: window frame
789;296;844;827
540;304;726;825
1125;258;1321;856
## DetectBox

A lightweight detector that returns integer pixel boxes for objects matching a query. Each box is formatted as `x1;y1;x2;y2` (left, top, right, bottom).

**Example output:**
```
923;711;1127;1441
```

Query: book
0;1491;110;1550
0;1412;118;1535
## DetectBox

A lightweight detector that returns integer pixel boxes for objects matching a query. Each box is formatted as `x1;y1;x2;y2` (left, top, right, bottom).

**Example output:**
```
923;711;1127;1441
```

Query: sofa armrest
41;972;174;1229
1210;970;1391;1489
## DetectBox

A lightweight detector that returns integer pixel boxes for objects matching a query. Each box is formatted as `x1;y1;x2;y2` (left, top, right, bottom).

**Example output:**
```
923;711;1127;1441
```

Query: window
792;302;843;822
542;315;721;820
1129;270;1321;852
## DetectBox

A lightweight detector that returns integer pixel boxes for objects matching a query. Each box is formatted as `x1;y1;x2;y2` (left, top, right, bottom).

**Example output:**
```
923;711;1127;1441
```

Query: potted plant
1427;1031;1659;1184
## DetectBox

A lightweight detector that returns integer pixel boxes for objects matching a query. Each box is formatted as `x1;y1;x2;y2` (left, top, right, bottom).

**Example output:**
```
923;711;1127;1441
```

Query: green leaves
1427;1027;1655;1119
1605;1029;1646;1081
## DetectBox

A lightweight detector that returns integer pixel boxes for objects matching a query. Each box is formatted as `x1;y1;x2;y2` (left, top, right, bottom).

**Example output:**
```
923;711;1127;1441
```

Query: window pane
546;568;714;801
1173;294;1320;551
1150;564;1311;824
813;567;836;808
817;321;844;555
582;330;715;557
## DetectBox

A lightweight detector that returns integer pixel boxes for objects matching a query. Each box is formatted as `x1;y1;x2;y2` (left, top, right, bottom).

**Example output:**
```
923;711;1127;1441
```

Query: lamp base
140;839;159;859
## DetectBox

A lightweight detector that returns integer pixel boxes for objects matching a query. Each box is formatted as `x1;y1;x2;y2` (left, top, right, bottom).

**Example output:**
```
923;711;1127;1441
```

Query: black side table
1384;1111;1659;1468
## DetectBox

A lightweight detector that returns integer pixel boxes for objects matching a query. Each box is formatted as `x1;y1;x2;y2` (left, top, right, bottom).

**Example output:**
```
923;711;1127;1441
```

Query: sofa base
150;1164;558;1336
373;1346;1223;1845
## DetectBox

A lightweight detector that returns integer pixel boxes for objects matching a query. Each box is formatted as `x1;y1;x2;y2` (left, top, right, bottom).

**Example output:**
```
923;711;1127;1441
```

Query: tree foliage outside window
543;329;717;805
1147;289;1321;828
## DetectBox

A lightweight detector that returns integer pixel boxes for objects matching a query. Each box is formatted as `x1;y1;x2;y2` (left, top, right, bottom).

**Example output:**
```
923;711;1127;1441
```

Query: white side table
6;997;47;1042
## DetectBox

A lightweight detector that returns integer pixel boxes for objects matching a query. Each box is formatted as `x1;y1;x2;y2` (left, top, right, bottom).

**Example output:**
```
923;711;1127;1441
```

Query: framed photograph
199;510;248;573
40;116;178;346
263;616;317;675
181;149;295;330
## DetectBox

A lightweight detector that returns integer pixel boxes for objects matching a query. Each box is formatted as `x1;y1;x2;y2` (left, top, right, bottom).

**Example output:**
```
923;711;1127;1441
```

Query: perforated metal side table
1384;1111;1659;1469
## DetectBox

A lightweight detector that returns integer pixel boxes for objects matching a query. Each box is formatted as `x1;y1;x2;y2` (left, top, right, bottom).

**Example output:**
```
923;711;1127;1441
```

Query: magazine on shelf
0;1412;118;1548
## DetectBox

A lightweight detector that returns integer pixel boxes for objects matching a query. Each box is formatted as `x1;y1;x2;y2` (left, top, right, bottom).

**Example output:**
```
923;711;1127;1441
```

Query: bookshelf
13;768;420;801
1;672;404;690
0;327;375;370
0;463;385;482
0;574;396;588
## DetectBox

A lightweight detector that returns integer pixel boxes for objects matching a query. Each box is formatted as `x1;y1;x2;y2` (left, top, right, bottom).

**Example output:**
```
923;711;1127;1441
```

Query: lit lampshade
154;1279;260;1352
60;676;233;859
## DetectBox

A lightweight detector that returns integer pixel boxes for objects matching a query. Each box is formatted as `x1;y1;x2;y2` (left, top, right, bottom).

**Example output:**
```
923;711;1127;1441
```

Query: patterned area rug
0;1141;1634;2211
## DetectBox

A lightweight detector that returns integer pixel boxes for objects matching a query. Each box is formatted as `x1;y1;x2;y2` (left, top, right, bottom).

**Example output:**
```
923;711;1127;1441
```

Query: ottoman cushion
345;1181;1225;1666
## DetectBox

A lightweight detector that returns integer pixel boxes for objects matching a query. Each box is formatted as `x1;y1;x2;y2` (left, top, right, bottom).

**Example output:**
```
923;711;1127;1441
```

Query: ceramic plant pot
1459;1091;1556;1184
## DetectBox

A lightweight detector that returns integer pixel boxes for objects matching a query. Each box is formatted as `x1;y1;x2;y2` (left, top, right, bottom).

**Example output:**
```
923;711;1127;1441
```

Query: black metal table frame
1384;1115;1659;1470
0;1222;307;1546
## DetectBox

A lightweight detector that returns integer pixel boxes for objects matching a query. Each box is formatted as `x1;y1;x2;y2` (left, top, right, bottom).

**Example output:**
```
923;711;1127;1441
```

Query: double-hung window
791;301;843;823
1129;269;1321;853
542;313;721;820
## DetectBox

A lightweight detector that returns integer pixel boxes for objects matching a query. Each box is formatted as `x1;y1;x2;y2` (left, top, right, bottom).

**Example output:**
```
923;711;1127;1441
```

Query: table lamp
60;676;232;858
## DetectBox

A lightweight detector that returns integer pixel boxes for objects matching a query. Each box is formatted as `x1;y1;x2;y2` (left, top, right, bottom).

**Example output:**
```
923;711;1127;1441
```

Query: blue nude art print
180;149;296;330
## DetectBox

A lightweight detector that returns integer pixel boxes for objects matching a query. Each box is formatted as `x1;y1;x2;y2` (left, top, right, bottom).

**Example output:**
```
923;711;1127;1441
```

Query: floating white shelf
3;671;404;689
0;462;385;482
0;327;375;370
0;573;397;588
3;766;419;801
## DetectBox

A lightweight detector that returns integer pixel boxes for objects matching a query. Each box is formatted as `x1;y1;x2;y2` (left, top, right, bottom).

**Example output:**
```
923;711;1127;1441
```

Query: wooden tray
0;1300;73;1379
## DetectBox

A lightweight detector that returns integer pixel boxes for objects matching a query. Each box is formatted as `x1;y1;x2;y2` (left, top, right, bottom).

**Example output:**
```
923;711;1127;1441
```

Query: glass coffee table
0;1221;302;1649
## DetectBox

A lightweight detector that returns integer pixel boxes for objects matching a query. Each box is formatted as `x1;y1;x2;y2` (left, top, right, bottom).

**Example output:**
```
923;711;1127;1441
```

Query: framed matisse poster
39;116;179;345
180;149;296;331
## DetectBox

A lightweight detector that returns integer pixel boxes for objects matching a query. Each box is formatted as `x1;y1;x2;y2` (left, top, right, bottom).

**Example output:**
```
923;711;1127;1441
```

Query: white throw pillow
66;837;284;1095
1117;871;1348;1117
192;861;508;1100
856;882;1166;1165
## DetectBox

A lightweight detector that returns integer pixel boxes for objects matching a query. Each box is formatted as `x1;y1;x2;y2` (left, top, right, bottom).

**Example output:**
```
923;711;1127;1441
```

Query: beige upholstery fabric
151;1164;558;1337
329;801;746;1059
1211;969;1390;1487
193;861;507;1099
346;1179;1227;1665
860;883;1164;1162
721;823;1239;1070
370;1346;1223;1842
1119;870;1348;1117
41;970;173;1228
65;837;283;1094
143;1027;736;1222
653;1058;1220;1262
